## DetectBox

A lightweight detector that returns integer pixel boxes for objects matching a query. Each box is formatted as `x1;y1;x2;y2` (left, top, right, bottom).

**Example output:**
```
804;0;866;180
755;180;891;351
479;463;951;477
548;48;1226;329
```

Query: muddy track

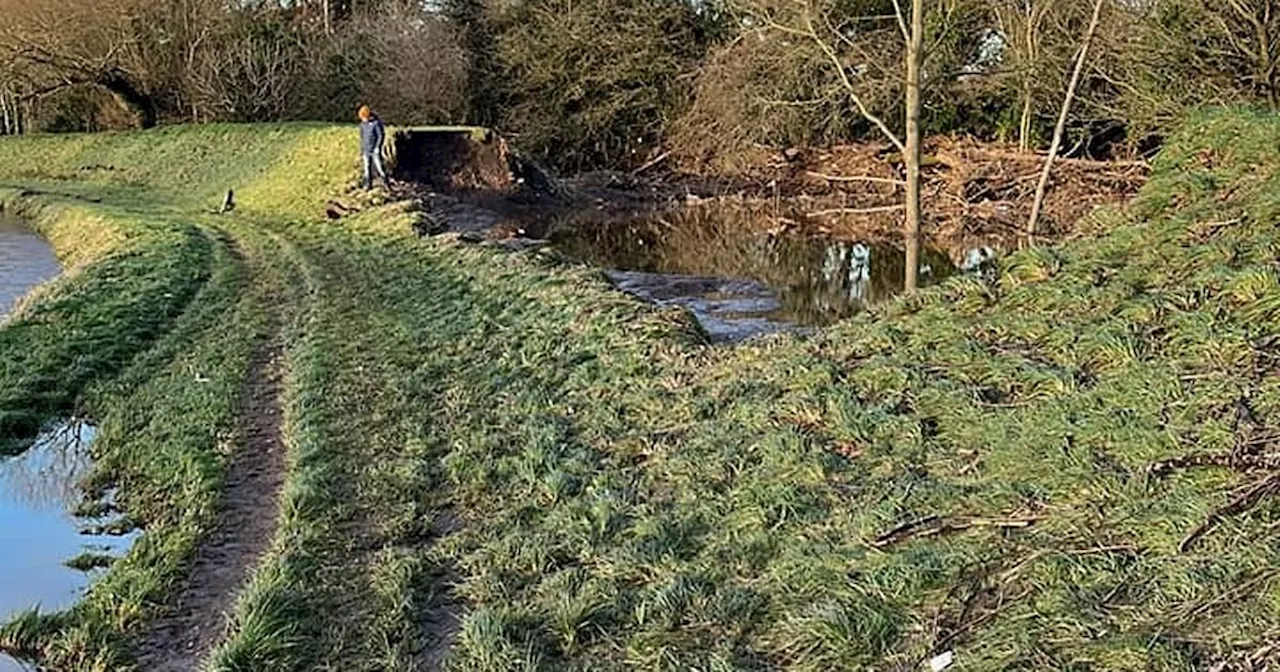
135;255;287;671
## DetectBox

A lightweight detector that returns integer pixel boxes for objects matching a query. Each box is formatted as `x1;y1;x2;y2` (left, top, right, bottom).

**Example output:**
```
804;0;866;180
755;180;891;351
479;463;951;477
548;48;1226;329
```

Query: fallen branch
1180;472;1280;552
806;170;905;186
873;515;940;547
808;204;905;218
872;514;1039;548
975;147;1150;170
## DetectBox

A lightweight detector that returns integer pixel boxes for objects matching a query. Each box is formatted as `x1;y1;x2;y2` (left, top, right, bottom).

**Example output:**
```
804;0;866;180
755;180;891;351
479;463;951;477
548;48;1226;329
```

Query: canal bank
0;216;137;672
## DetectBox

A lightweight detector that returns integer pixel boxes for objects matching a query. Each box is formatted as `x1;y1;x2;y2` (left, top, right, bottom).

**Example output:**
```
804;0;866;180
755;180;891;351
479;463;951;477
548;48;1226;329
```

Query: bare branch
889;0;911;43
800;8;905;152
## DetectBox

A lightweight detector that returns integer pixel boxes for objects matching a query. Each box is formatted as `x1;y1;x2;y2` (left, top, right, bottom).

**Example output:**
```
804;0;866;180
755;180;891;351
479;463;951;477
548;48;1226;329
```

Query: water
0;216;60;321
0;218;134;670
0;422;137;672
550;206;966;342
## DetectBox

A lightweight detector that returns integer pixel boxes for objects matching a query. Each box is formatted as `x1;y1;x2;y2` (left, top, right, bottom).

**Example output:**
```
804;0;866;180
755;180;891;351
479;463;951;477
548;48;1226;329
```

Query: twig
1177;570;1277;625
631;151;670;176
1059;544;1141;557
872;515;1039;548
872;515;940;547
1150;450;1280;476
806;171;906;186
1180;472;1280;552
807;204;904;217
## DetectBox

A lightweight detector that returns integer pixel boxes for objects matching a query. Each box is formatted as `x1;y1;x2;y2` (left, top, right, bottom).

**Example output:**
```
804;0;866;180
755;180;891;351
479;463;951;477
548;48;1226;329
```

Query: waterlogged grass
4;111;1280;670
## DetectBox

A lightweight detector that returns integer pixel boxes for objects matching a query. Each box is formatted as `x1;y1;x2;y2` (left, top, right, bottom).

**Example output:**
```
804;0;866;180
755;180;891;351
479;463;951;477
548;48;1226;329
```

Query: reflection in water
0;422;94;510
0;215;60;322
551;206;972;342
0;422;138;669
0;653;34;672
1;211;130;672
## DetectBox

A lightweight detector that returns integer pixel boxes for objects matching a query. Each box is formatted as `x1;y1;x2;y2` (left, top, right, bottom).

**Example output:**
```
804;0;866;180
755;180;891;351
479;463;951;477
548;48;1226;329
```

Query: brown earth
134;312;286;672
719;136;1149;250
343;134;1147;258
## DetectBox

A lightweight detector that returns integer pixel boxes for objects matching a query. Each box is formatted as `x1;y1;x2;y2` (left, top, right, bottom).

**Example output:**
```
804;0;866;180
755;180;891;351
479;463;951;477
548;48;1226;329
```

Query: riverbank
1;111;1279;670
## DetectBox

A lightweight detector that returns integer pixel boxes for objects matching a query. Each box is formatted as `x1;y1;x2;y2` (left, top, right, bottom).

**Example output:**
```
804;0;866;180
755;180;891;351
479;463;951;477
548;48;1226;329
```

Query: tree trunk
903;0;925;294
1027;0;1104;238
99;68;158;128
1019;2;1036;152
0;90;11;136
323;0;332;36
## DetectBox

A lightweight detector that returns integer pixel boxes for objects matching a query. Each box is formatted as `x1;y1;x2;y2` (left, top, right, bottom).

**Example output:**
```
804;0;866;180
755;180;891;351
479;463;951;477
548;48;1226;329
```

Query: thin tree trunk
903;0;925;294
1027;0;1105;238
1019;86;1033;152
1019;2;1036;151
323;0;332;36
1;90;10;136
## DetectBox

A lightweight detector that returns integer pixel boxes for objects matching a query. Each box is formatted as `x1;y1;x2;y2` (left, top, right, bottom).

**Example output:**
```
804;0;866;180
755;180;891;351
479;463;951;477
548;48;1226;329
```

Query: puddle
0;215;60;322
551;206;979;342
0;423;137;670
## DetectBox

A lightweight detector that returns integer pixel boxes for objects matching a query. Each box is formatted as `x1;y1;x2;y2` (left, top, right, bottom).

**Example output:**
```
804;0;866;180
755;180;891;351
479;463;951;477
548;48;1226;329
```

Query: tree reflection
551;203;977;332
0;420;95;511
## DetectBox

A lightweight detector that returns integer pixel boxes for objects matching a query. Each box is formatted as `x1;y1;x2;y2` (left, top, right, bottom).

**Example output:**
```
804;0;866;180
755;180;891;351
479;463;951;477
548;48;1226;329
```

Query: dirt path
135;298;287;671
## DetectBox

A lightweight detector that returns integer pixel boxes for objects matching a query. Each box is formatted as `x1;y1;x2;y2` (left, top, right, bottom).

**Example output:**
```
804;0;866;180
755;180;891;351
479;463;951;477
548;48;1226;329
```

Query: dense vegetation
0;109;1279;669
3;0;1280;170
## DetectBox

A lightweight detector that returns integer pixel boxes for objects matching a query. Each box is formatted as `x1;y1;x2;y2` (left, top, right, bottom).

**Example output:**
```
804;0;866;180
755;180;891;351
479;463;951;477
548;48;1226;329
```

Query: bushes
0;1;467;131
10;0;1280;170
479;0;716;171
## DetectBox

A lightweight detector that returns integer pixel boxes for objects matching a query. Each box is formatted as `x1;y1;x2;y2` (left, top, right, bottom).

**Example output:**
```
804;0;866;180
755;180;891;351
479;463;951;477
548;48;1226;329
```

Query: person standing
358;105;390;190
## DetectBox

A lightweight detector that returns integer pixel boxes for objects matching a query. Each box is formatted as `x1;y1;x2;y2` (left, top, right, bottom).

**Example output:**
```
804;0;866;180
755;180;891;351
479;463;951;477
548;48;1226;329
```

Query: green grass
3;111;1280;670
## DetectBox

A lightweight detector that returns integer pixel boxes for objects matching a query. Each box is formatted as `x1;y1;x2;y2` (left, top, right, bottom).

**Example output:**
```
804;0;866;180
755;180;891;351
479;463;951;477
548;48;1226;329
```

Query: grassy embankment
3;111;1280;670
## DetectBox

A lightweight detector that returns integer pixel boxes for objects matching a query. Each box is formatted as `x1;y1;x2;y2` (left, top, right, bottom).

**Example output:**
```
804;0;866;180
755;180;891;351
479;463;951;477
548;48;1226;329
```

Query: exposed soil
418;511;463;671
134;308;287;671
357;134;1148;256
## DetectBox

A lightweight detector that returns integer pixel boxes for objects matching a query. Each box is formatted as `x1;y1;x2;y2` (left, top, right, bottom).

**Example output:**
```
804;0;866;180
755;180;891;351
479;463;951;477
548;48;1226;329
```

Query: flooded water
0;422;136;672
0;215;60;321
551;206;966;342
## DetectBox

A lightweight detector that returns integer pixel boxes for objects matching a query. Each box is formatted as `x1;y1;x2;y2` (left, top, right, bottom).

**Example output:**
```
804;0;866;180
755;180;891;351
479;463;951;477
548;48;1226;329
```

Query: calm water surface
551;206;980;342
0;216;60;321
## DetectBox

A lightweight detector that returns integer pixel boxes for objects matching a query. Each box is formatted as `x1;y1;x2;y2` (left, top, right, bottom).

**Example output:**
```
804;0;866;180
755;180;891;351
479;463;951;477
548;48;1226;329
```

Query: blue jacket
360;118;385;156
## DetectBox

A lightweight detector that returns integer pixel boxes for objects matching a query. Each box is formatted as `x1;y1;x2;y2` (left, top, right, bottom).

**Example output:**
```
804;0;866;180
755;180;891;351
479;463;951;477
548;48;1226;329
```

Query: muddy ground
333;133;1147;261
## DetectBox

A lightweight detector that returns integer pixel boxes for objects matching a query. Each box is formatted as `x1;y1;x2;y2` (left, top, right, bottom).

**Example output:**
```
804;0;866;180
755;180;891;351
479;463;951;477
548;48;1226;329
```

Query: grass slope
1;111;1279;670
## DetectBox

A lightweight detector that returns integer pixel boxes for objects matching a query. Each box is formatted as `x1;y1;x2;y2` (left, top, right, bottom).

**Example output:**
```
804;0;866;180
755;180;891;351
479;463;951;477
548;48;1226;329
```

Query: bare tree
1026;0;1105;238
903;0;924;293
747;0;931;292
0;0;161;127
993;0;1054;151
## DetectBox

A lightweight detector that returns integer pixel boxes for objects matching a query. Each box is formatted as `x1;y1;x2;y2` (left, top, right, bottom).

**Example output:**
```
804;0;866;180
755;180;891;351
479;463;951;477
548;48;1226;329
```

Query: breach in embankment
1;110;1280;670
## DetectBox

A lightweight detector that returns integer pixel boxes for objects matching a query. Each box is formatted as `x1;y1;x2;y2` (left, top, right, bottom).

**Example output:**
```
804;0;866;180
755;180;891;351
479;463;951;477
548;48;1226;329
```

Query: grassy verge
0;198;267;669
4;111;1280;671
0;192;214;451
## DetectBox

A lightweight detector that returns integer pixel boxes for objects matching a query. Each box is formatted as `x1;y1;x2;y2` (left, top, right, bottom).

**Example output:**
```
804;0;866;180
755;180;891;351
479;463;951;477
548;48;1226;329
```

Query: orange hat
357;105;372;121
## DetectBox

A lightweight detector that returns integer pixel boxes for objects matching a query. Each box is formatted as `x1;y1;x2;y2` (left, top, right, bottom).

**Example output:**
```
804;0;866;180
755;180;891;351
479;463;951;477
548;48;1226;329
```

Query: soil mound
389;127;557;196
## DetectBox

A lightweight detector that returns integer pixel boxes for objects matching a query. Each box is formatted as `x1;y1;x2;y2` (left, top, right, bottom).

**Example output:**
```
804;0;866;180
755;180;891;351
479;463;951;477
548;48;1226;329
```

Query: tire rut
135;237;288;672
